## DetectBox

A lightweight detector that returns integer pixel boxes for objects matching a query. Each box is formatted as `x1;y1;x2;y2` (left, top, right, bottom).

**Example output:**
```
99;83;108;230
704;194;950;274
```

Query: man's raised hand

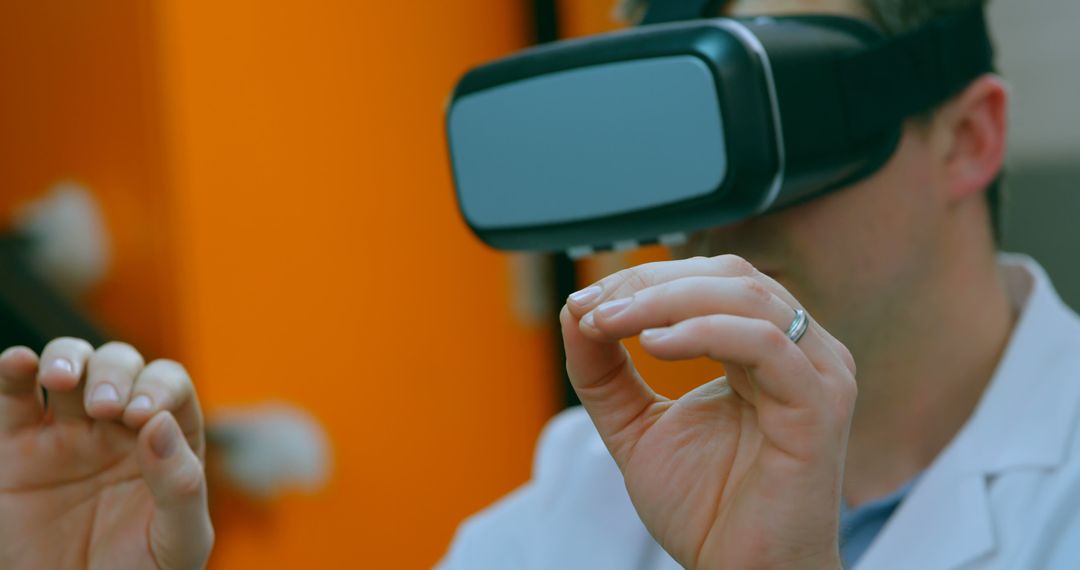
0;339;213;569
562;255;856;570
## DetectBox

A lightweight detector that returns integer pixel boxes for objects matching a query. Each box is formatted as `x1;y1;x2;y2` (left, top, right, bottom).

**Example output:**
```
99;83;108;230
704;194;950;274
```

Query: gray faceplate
449;56;728;230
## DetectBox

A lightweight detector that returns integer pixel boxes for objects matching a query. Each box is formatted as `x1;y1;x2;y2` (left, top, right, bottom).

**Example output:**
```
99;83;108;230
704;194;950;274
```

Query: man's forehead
723;0;873;19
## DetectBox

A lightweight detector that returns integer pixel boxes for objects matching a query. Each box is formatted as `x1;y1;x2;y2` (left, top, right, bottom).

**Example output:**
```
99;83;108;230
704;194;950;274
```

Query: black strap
840;6;995;141
641;0;725;25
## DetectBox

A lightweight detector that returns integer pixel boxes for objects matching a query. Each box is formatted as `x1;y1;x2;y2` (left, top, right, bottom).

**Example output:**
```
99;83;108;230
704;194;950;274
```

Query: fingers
4;340;141;430
0;346;44;431
586;275;789;336
639;314;835;408
2;338;205;448
37;337;95;419
641;314;859;458
567;254;756;318
567;254;856;376
582;276;850;376
560;305;665;466
124;359;204;458
136;411;214;570
84;342;146;420
0;347;39;396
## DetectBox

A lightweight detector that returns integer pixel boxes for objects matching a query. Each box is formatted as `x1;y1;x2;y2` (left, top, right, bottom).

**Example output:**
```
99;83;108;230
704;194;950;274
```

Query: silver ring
786;309;808;344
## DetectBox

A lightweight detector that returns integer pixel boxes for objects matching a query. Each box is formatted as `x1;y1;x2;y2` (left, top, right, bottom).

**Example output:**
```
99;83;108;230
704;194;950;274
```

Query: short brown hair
615;0;1005;242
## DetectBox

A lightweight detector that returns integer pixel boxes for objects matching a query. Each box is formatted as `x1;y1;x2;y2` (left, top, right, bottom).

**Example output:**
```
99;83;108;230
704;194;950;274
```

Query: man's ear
935;75;1009;203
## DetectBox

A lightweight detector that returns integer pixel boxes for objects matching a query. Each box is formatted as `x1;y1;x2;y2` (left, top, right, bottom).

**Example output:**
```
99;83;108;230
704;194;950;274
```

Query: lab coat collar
945;254;1080;475
855;254;1080;569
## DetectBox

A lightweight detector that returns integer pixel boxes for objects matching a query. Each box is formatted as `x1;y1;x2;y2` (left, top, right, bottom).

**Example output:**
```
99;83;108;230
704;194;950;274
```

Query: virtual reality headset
445;0;994;256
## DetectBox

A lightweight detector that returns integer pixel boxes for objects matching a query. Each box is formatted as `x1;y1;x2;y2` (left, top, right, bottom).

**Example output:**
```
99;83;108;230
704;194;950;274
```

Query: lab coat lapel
855;256;1080;570
540;428;662;569
854;471;995;569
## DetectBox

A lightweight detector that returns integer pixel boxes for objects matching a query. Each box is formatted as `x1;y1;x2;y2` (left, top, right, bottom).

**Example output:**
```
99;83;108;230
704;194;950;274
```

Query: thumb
137;411;214;570
560;304;661;466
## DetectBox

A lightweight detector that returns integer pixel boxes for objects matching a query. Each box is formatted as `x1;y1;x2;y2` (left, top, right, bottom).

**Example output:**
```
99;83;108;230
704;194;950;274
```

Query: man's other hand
563;255;856;570
0;339;213;569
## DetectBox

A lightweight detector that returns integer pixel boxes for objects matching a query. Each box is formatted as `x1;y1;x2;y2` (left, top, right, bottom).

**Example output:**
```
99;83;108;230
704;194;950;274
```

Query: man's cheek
668;234;709;260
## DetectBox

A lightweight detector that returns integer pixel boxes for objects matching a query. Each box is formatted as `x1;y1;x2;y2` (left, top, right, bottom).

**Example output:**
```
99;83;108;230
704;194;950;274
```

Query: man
438;0;1080;568
0;2;1077;570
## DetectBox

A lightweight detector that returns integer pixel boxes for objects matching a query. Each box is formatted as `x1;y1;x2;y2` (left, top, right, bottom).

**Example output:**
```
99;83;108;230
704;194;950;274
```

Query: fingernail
596;297;632;319
581;311;597;330
640;328;671;342
50;358;74;374
129;394;154;412
150;417;178;459
568;286;602;306
91;383;120;404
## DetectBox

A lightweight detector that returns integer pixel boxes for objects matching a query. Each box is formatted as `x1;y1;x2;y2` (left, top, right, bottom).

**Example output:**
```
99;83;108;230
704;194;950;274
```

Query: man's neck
840;231;1016;507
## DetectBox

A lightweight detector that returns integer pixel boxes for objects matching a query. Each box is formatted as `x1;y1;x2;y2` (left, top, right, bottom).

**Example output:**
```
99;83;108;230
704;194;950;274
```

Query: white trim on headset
712;18;787;211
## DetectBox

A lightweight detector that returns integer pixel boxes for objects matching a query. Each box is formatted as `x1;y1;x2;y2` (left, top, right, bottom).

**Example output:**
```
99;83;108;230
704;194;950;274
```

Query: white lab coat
440;255;1080;569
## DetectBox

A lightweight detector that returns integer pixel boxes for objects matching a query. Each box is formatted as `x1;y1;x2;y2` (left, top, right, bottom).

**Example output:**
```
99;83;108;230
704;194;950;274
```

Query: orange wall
151;1;555;568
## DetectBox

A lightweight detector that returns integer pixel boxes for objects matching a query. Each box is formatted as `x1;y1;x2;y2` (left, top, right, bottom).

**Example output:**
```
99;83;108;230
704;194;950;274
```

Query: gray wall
990;0;1080;310
1004;162;1080;310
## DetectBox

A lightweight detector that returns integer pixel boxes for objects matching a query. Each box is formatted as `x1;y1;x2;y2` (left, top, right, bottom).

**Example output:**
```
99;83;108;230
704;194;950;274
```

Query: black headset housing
445;3;994;255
